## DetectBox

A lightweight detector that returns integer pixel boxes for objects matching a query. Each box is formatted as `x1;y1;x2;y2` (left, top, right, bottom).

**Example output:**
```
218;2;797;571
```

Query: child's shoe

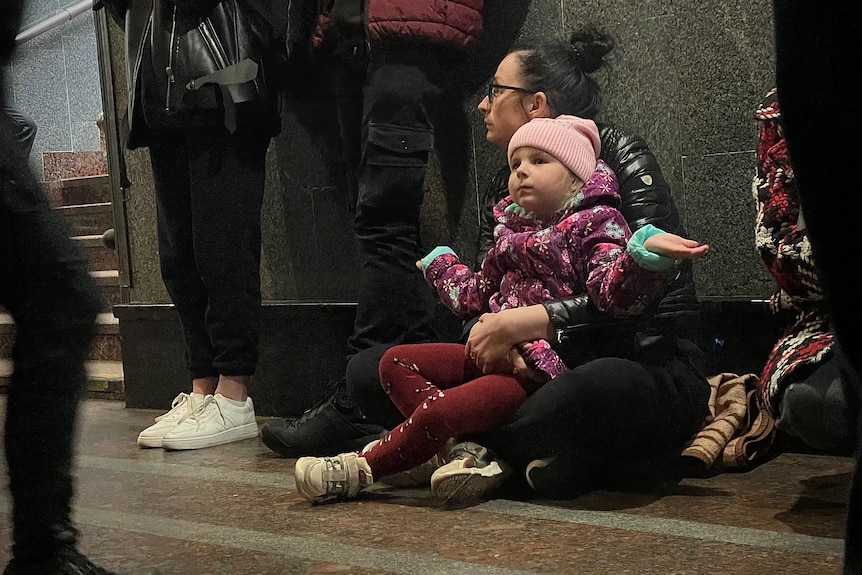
294;452;373;503
430;441;510;505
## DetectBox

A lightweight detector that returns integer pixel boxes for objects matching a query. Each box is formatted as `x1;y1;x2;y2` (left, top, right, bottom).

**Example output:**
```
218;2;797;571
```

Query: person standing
96;0;282;450
771;3;861;573
1;2;152;573
260;0;486;456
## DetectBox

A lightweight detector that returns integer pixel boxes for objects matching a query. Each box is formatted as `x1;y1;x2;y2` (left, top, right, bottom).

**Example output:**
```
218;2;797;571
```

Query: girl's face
478;52;545;149
508;147;577;219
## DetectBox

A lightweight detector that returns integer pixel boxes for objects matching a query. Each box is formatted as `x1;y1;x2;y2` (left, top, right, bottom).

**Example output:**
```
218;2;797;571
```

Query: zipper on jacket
164;4;178;112
198;17;229;70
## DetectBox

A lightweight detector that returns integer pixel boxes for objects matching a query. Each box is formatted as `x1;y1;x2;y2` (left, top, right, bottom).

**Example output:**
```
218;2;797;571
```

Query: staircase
0;170;125;400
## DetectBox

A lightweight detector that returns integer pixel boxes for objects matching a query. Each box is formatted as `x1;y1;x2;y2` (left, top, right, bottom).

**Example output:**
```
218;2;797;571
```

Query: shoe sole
136;435;163;449
525;458;553;491
161;423;259;451
431;462;510;504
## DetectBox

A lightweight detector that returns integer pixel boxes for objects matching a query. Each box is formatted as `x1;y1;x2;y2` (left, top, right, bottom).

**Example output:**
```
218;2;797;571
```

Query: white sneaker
137;392;205;448
161;394;258;450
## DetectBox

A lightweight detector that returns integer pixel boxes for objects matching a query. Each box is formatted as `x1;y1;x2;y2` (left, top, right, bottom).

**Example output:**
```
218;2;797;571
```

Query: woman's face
478;52;545;149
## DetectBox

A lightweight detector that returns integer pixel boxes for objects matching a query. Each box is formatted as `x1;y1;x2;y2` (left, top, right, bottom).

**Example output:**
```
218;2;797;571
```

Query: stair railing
15;0;95;45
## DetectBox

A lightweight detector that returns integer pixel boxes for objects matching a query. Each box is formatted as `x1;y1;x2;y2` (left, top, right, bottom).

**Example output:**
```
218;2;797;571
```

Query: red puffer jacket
367;0;484;49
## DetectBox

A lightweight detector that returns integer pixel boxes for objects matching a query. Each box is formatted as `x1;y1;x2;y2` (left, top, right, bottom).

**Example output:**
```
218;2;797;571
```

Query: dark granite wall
104;0;777;305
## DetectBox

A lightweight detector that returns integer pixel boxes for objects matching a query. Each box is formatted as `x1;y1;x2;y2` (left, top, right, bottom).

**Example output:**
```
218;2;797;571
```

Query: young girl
295;115;709;504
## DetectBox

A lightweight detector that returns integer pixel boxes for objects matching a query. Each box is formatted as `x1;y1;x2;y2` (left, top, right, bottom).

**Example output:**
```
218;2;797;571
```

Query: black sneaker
4;546;127;575
260;380;386;458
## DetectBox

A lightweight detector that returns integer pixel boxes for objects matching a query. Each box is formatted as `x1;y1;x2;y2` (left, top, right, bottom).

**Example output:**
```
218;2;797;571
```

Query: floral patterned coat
424;160;672;380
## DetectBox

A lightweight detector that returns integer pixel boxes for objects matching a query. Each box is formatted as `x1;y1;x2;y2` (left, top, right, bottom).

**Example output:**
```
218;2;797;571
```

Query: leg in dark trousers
345;343;404;429
0;100;104;564
772;4;861;573
481;354;709;497
148;128;268;378
349;51;448;354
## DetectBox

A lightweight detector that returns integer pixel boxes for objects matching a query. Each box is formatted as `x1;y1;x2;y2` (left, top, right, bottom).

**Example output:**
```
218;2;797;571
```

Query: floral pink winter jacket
424;160;672;380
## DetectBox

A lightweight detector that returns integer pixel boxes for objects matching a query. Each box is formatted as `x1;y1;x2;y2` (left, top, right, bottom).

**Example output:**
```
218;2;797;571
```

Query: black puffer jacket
97;0;281;148
475;124;702;367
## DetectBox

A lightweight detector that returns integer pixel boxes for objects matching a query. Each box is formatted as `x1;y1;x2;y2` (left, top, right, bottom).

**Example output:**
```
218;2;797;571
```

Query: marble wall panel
681;151;773;299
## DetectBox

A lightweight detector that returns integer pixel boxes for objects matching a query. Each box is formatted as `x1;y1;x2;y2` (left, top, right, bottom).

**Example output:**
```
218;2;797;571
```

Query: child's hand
416;260;424;271
643;233;710;260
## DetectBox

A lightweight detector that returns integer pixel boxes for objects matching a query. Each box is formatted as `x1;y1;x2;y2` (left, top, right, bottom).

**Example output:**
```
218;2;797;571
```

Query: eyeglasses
487;82;533;103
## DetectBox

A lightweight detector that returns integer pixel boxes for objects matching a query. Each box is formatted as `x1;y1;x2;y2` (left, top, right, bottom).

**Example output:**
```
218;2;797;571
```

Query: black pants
1;91;102;560
148;128;269;378
341;49;453;355
347;340;710;495
773;4;861;573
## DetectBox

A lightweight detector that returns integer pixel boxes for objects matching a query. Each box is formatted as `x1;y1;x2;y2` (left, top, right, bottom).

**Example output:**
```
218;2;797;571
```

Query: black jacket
475;124;702;367
96;0;281;148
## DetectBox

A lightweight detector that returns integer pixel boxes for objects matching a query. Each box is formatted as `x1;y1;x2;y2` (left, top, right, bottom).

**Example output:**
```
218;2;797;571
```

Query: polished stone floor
0;400;854;574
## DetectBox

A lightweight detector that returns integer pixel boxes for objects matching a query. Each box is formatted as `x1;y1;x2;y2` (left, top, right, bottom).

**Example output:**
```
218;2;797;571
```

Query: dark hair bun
568;27;614;74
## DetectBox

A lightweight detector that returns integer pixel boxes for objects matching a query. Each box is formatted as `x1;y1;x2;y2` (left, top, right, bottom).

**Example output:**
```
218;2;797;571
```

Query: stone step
43;175;111;208
89;269;122;311
73;234;118;271
0;313;122;362
91;269;120;288
0;358;124;400
54;202;114;237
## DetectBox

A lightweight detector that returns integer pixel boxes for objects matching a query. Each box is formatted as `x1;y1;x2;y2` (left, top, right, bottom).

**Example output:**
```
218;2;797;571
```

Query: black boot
260;379;386;457
5;522;117;575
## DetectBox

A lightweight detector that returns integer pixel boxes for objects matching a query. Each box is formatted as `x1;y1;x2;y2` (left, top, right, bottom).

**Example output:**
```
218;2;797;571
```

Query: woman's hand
465;306;554;373
643;233;710;260
511;344;546;385
465;313;518;373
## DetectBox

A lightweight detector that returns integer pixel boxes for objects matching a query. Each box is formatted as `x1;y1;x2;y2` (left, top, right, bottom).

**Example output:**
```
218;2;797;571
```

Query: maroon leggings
362;343;528;479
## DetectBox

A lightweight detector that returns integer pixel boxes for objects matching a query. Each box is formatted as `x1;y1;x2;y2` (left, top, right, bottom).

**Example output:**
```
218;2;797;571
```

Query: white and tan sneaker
294;452;373;503
136;392;205;448
160;394;258;450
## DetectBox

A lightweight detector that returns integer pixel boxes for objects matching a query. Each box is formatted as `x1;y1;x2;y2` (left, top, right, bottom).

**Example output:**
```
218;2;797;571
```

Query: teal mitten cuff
627;224;676;271
419;246;457;271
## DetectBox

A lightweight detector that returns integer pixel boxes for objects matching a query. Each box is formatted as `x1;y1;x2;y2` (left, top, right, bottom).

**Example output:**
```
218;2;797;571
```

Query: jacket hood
493;159;620;232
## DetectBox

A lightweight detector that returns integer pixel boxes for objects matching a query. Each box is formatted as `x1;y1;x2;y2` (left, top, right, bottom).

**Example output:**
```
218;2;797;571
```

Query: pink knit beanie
507;115;601;183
